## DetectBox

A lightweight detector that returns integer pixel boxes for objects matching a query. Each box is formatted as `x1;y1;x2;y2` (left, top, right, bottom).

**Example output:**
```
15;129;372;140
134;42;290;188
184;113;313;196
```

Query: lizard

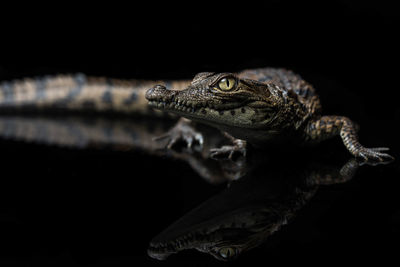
145;68;394;162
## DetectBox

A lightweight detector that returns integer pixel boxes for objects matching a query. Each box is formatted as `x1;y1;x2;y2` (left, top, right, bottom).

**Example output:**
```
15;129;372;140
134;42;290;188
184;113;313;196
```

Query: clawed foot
154;120;203;152
355;147;394;164
210;139;247;161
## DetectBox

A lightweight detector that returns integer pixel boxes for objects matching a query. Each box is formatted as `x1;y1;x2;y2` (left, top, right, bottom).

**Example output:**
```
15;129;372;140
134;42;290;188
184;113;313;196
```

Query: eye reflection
218;247;237;259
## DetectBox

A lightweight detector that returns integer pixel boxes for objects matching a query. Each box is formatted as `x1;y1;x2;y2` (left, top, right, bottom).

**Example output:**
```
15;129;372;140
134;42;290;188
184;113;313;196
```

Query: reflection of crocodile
0;115;247;183
0;115;171;149
147;157;359;261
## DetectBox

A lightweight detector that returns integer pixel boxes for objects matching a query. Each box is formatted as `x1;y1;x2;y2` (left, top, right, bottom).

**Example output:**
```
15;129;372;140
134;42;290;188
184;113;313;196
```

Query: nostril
154;85;167;90
145;88;154;100
145;85;176;101
145;84;168;100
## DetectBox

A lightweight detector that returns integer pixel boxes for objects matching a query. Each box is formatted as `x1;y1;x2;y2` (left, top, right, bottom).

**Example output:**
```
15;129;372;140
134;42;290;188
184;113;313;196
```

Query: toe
369;147;390;152
357;147;394;162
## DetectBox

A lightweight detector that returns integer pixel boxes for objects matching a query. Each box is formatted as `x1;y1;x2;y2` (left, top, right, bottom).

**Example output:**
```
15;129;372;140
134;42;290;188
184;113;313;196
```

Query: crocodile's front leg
154;118;204;151
304;116;394;162
209;132;247;160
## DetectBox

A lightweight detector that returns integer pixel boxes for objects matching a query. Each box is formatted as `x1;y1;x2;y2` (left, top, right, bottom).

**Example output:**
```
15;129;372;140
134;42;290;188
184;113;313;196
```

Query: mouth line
147;234;202;259
148;225;233;258
147;223;253;256
148;100;200;114
147;97;248;114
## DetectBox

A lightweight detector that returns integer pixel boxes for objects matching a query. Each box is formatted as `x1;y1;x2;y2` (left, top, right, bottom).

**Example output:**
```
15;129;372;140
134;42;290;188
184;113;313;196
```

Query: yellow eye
217;77;236;91
218;247;237;259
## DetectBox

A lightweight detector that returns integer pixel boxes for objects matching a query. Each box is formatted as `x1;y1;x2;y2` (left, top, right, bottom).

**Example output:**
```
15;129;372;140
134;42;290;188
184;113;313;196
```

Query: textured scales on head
147;206;288;261
145;71;292;132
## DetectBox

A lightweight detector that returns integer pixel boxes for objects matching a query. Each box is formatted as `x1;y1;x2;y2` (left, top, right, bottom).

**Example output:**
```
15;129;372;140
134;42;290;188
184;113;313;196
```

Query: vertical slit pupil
227;249;231;257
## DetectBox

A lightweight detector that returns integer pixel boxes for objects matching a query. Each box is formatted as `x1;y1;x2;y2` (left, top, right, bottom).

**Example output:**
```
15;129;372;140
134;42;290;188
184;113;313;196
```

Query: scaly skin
0;73;189;114
0;69;393;162
145;68;394;162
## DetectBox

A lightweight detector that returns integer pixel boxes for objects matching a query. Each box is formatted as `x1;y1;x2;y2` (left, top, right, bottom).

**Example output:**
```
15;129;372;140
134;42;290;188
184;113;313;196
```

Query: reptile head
145;72;282;130
147;207;283;261
146;165;314;261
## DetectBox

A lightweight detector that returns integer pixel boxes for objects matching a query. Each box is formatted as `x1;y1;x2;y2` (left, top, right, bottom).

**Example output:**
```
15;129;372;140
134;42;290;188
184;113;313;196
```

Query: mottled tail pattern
0;74;188;115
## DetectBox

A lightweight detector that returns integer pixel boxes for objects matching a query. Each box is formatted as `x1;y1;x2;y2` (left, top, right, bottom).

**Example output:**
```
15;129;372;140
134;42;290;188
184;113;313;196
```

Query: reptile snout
145;85;168;101
145;84;179;107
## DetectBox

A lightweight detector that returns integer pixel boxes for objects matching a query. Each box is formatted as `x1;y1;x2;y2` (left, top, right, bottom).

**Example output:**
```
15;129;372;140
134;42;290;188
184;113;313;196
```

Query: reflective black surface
1;1;399;265
147;154;362;261
1;121;398;266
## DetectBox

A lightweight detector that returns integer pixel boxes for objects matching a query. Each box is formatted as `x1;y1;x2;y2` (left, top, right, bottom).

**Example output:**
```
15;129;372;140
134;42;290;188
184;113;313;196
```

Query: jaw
147;229;237;261
147;230;216;260
146;86;273;131
147;208;271;261
147;226;265;261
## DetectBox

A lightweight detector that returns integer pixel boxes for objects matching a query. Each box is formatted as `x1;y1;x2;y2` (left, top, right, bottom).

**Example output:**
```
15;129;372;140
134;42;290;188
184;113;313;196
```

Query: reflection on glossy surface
0;114;394;263
0;115;175;150
147;154;381;261
0;115;253;184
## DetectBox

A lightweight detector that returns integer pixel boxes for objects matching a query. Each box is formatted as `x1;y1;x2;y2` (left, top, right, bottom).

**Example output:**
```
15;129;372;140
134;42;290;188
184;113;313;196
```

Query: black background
1;1;399;265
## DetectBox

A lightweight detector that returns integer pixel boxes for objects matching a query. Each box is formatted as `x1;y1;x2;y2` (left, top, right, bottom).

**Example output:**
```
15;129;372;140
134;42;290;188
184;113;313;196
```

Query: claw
356;147;394;163
194;133;204;146
369;147;390;152
154;120;204;152
209;144;247;161
152;133;170;142
186;136;193;148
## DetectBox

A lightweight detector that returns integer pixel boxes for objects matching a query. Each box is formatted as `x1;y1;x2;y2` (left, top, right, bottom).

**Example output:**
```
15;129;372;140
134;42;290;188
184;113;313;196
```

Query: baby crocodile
0;69;393;161
146;68;393;162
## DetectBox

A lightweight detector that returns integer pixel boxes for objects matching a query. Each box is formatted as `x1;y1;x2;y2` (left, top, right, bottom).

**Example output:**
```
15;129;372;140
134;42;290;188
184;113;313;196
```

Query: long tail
0;74;189;115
